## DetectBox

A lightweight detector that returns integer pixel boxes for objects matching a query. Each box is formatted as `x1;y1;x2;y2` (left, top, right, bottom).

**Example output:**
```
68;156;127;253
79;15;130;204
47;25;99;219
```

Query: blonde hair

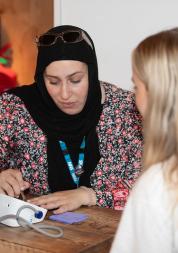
132;28;178;189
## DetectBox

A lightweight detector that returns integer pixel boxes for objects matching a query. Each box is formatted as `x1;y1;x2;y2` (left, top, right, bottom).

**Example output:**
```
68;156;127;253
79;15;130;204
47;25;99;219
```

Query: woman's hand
28;187;96;214
0;169;30;198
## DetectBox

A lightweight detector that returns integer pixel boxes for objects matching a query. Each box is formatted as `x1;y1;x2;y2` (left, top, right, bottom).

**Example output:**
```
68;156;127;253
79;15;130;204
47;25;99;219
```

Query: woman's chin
60;108;82;115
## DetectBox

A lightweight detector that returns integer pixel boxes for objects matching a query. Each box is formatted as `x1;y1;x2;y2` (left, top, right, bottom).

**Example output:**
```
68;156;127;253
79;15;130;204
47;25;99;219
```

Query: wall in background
54;0;178;90
0;0;53;84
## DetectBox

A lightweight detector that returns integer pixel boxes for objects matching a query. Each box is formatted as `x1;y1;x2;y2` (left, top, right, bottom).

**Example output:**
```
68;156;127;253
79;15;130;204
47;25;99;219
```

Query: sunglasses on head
35;29;93;50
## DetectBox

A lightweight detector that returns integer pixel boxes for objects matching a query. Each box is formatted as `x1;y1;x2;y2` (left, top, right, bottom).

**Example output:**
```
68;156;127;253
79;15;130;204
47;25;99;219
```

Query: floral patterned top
0;82;143;210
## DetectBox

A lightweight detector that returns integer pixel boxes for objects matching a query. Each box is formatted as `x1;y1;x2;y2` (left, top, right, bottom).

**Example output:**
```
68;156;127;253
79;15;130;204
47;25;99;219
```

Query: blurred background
0;0;53;92
1;0;178;92
56;0;178;90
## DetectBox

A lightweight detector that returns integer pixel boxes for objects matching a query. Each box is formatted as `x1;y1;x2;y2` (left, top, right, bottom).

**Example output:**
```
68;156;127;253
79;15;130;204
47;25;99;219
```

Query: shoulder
101;80;134;99
100;81;139;113
99;81;142;131
134;163;164;191
131;161;172;206
0;91;27;115
0;91;23;105
111;160;175;253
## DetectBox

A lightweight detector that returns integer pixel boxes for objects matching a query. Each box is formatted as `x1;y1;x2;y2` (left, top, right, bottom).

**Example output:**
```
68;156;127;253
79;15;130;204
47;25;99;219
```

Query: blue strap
59;137;85;186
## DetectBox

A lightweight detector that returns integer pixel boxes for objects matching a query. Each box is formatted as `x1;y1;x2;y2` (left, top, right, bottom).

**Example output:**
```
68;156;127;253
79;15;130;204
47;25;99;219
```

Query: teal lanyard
59;137;85;186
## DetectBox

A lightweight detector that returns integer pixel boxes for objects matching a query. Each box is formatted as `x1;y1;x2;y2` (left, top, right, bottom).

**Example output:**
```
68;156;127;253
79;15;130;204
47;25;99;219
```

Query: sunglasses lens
36;30;93;48
63;31;80;43
38;34;56;45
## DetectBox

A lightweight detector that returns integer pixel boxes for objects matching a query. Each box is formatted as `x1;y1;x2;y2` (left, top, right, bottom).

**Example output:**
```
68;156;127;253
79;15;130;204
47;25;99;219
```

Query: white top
110;160;178;253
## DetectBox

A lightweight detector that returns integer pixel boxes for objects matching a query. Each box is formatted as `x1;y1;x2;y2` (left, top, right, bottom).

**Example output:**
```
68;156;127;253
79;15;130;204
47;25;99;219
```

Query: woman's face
132;69;148;117
44;60;89;115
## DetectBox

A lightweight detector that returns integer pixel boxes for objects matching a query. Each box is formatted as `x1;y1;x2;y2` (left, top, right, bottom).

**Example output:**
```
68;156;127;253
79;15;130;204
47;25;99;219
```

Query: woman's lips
60;102;75;108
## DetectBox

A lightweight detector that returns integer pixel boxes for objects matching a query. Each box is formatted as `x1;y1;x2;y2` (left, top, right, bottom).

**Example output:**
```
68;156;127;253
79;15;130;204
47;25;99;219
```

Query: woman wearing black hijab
0;25;143;212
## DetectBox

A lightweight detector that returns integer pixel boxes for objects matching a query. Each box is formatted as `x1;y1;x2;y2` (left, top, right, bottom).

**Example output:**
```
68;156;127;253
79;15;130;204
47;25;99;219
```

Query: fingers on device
0;194;47;227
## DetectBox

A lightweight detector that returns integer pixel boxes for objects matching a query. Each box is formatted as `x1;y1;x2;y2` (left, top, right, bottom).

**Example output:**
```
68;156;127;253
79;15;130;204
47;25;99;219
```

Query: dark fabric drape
9;25;102;191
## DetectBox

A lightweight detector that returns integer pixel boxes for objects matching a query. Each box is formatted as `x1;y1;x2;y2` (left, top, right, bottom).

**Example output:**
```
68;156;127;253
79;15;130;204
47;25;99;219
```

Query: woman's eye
49;80;58;85
70;79;81;84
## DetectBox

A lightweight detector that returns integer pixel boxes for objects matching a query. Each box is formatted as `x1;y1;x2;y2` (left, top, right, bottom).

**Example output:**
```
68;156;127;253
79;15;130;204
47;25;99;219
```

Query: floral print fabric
0;82;143;209
93;82;143;209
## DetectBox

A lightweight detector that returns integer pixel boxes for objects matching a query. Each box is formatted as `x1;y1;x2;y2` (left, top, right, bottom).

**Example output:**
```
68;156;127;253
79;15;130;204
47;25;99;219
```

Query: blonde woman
110;28;178;253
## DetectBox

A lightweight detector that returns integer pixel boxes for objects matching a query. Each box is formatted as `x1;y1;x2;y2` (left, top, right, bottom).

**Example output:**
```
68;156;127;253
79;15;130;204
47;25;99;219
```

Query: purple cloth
49;212;88;224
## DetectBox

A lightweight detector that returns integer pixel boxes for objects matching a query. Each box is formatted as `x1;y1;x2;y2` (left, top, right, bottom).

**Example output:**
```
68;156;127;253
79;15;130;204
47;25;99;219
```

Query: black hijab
9;25;102;191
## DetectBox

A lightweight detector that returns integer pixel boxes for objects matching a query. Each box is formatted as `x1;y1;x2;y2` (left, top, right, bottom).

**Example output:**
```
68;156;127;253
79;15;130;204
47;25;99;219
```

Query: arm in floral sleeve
92;85;143;210
0;93;12;169
0;93;30;196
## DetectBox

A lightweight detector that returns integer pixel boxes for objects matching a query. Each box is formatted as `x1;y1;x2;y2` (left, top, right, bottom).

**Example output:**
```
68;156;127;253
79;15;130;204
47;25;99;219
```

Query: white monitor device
0;194;47;227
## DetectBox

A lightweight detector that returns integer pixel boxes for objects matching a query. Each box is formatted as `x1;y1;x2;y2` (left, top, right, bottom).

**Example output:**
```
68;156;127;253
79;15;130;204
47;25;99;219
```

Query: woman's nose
60;84;71;100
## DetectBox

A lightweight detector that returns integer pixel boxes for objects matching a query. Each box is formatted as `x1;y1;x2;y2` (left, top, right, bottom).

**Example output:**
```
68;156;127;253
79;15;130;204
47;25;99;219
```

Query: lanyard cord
59;136;85;186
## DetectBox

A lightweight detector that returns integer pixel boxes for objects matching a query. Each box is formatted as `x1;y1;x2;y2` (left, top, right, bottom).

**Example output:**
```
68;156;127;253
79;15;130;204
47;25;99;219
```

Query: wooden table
0;206;122;253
